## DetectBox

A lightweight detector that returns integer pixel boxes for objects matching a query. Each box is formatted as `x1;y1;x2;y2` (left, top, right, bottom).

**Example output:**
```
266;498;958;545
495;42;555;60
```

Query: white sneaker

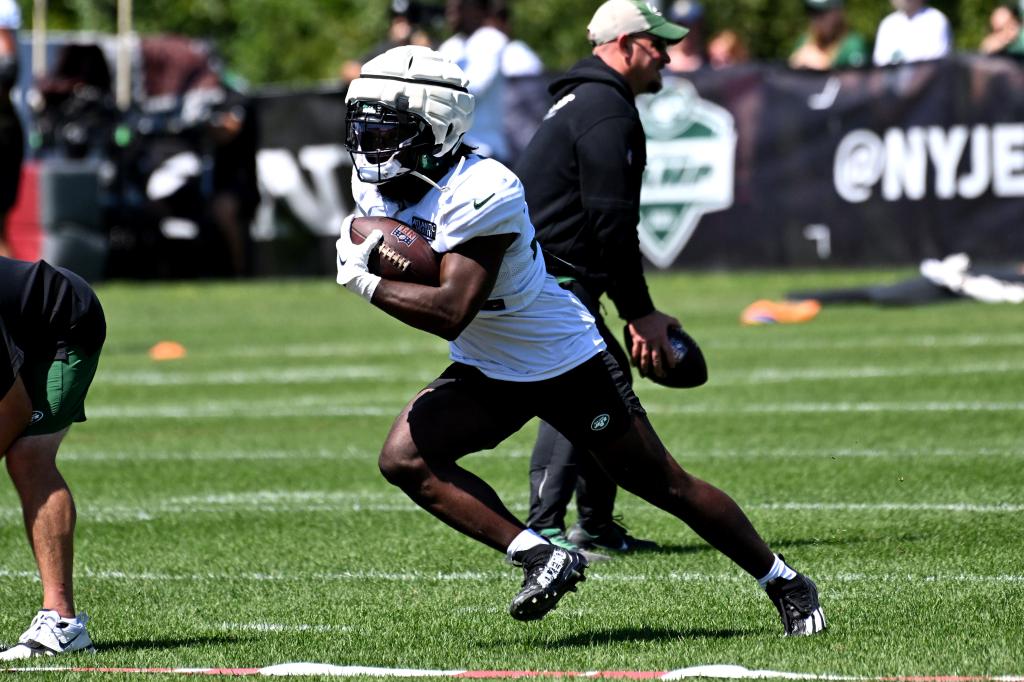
0;610;96;660
920;252;970;292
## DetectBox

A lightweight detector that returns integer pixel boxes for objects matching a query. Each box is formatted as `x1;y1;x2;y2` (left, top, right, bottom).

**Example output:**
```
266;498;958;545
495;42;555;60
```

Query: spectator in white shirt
490;1;543;77
438;0;510;162
872;0;952;66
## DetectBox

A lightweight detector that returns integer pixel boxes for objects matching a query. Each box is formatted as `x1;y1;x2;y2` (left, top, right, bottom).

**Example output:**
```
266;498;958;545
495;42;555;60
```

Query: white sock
506;529;548;560
757;554;797;588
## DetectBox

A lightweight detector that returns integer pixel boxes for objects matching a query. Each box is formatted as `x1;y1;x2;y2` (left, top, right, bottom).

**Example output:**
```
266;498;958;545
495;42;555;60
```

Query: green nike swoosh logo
473;193;496;209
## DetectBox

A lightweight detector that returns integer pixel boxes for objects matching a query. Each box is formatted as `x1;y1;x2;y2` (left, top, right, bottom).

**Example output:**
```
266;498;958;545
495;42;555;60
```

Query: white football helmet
345;45;476;183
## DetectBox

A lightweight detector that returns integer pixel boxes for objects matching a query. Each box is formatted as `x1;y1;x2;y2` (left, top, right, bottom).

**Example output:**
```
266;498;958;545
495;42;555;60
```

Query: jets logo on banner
636;80;736;268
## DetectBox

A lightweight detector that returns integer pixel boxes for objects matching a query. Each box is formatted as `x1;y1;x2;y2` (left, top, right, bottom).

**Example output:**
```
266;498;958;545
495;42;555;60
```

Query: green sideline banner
252;55;1024;271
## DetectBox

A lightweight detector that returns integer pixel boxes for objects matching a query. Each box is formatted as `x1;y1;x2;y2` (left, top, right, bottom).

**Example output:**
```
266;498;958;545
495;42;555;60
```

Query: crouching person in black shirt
0;257;104;660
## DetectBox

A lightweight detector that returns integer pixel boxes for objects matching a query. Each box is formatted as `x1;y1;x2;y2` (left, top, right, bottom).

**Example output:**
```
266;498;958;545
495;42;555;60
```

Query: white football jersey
351;155;605;381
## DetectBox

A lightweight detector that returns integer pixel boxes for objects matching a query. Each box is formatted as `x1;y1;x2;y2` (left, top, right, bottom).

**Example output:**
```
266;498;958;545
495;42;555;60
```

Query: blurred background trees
12;0;994;86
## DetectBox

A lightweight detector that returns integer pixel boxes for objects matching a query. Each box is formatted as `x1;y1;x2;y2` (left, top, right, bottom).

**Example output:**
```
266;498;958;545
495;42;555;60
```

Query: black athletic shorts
406;351;645;459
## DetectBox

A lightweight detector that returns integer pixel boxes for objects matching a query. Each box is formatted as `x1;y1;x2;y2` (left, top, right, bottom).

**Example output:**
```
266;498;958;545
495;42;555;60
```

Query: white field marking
54;445;1023;463
229;340;448;358
259;663;467;677
758;502;1024;513
647;401;1024;415
661;664;850;680
659;360;1024;387
705;331;1024;351
1;567;1022;587
218;622;350;634
97;365;437;386
1;494;1020;527
674;446;1024;460
86;399;398;419
57;447;366;463
1;663;1021;680
202;332;1024;359
96;357;1024;389
81;399;1024;420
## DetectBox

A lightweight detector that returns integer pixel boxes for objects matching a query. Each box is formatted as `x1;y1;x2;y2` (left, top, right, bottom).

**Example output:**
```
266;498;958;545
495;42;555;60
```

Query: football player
335;45;825;634
0;257;103;659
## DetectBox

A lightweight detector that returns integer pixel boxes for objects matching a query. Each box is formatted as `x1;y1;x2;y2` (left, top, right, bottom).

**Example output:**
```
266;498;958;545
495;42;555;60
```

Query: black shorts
406;351;645;459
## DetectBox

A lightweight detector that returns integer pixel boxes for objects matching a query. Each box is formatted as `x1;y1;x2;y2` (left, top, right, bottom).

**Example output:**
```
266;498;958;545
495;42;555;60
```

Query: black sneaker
567;520;659;553
508;544;587;621
765;572;826;636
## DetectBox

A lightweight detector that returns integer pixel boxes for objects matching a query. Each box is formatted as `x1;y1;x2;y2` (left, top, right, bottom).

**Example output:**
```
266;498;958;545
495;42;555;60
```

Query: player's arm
346;232;515;341
577;117;655;323
577;118;678;377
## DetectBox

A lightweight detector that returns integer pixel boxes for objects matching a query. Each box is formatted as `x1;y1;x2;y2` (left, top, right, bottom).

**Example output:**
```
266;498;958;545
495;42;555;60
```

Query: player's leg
2;427;96;659
570;305;622;530
596;414;825;634
525;281;601;544
539;351;825;635
536;352;771;571
6;428;76;615
378;363;588;620
569;310;657;552
0;347;100;660
378;363;539;551
595;414;775;576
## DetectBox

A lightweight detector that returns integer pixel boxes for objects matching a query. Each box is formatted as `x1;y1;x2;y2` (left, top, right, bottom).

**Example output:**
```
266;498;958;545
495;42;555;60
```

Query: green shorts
21;346;102;437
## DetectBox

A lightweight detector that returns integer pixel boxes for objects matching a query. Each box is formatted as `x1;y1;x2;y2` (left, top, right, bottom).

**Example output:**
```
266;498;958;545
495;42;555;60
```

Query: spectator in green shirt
789;0;869;70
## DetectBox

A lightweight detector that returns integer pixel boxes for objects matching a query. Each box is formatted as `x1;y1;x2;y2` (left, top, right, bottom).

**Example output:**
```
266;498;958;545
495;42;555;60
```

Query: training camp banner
252;54;1024;272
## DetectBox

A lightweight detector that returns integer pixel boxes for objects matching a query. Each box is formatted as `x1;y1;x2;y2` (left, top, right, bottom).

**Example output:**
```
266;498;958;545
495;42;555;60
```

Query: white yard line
648;401;1024;415
0;567;1020;585
82;399;1024;419
705;332;1024;351
197;332;1024;358
692;360;1024;386
97;365;437;386
1;662;1020;680
218;622;350;633
56;445;1023;463
94;358;1024;388
58;448;364;462
0;494;1019;526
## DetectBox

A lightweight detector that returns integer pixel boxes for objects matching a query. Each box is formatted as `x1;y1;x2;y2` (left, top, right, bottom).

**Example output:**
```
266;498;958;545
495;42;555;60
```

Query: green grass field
1;268;1022;680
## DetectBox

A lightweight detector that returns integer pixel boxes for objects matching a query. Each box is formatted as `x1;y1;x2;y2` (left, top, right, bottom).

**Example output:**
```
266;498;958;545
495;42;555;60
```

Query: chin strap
408;170;448;193
407;151;471;193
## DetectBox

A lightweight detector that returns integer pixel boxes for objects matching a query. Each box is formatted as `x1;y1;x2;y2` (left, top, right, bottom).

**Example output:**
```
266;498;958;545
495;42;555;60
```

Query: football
622;325;708;389
350;216;441;286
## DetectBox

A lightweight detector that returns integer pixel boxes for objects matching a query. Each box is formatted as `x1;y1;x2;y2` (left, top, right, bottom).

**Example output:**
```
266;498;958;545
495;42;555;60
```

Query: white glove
336;222;383;302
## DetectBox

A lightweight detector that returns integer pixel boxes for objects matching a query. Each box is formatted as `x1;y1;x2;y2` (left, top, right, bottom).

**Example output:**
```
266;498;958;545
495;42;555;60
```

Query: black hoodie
515;56;654;322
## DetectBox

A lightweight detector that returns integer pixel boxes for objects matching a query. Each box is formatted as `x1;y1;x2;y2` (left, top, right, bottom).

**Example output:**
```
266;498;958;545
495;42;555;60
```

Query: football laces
378;244;411;272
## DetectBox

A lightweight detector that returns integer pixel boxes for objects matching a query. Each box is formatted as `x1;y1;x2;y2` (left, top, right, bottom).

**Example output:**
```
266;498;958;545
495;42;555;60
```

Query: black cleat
509;544;588;621
567;520;659;553
766;571;827;636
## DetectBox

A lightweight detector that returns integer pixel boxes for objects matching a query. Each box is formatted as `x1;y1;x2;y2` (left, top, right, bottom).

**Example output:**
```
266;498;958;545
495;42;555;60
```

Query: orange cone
149;341;187;361
740;299;821;325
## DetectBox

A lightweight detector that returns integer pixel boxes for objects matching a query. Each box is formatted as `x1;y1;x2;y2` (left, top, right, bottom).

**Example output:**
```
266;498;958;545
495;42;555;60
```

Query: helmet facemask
345;99;437;184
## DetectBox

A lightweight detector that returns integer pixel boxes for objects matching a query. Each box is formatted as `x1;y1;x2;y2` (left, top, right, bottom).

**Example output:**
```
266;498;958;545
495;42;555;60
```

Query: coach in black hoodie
516;0;689;555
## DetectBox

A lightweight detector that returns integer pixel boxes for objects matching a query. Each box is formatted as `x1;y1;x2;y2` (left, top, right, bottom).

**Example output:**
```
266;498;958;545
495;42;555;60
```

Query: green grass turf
1;268;1022;679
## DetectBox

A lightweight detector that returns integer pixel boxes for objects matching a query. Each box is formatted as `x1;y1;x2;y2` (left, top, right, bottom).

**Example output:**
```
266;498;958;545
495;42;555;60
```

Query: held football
350;216;441;286
622;325;708;389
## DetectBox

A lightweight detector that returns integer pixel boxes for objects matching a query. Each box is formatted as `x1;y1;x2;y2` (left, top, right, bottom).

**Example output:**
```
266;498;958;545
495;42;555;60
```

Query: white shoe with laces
0;610;96;660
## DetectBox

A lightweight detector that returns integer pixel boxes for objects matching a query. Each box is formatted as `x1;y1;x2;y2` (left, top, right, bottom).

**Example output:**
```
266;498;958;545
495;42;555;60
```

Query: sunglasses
631;32;669;56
